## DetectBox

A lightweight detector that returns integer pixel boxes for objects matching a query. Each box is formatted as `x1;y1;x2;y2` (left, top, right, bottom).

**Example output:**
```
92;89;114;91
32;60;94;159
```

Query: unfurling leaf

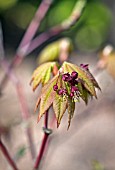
38;75;59;121
30;62;57;91
30;60;100;129
37;38;73;64
53;93;67;127
63;62;98;97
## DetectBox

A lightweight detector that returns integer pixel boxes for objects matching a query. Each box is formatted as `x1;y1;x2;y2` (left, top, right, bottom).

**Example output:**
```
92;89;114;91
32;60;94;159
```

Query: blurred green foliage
92;160;104;170
0;0;17;11
0;0;112;52
15;145;26;161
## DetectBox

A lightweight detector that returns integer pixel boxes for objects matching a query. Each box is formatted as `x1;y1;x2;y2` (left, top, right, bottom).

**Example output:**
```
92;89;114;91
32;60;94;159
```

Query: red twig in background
0;59;36;159
0;0;86;91
0;0;53;92
0;138;18;170
0;25;36;159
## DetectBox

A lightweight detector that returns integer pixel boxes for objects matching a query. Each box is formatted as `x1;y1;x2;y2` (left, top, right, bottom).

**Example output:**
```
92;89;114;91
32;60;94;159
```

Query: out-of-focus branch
0;0;53;91
0;0;86;91
0;25;36;159
0;59;36;159
0;138;19;170
26;0;87;55
17;0;53;57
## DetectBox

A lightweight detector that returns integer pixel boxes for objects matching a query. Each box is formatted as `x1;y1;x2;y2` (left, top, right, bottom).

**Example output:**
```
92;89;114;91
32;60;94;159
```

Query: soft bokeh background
0;0;114;52
0;0;115;170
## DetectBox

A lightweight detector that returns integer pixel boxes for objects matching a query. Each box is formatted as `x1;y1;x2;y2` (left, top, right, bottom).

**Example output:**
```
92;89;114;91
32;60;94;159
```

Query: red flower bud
53;84;58;91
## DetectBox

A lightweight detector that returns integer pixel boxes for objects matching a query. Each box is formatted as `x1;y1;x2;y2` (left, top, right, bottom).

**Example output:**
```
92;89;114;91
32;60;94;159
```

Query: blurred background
0;0;114;52
1;0;115;170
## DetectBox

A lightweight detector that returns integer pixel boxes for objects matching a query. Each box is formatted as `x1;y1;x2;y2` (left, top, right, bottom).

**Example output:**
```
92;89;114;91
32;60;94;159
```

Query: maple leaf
30;61;100;129
30;62;58;90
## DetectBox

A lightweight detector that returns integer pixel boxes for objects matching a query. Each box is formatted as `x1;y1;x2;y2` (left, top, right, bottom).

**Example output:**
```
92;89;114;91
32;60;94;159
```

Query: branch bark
0;138;18;170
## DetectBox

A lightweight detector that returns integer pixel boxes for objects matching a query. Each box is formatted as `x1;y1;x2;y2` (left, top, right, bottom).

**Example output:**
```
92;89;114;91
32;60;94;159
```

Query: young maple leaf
30;61;100;129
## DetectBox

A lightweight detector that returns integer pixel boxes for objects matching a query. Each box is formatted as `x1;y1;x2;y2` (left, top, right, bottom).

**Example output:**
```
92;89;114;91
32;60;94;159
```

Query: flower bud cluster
53;71;80;102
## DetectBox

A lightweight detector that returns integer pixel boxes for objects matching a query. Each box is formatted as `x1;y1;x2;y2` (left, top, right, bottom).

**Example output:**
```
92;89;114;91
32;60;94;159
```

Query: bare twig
0;138;18;170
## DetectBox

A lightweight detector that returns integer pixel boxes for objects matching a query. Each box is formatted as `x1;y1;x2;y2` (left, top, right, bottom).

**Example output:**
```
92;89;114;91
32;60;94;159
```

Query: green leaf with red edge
63;62;97;98
38;75;59;121
30;62;57;91
53;93;67;127
67;97;75;129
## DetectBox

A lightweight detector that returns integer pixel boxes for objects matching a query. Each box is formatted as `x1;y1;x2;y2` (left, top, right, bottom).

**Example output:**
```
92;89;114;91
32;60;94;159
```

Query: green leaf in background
47;0;76;28
15;145;26;161
4;2;37;29
37;38;73;64
74;2;111;52
0;0;17;11
38;41;60;64
92;160;104;170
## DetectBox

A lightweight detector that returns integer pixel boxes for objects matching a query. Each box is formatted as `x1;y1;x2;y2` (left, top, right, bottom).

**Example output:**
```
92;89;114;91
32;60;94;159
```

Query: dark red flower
53;84;58;91
71;71;78;79
80;64;89;70
62;73;70;81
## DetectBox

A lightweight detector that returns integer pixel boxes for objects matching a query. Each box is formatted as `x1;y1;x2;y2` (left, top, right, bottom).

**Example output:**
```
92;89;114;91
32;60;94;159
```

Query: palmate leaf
30;62;57;91
63;62;97;98
38;75;59;121
31;60;100;129
67;97;75;129
41;66;52;86
53;93;67;127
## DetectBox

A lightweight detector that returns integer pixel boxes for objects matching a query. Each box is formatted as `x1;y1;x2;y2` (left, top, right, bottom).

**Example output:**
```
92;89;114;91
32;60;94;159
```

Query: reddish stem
34;110;52;169
34;133;49;169
0;139;18;170
44;110;48;129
